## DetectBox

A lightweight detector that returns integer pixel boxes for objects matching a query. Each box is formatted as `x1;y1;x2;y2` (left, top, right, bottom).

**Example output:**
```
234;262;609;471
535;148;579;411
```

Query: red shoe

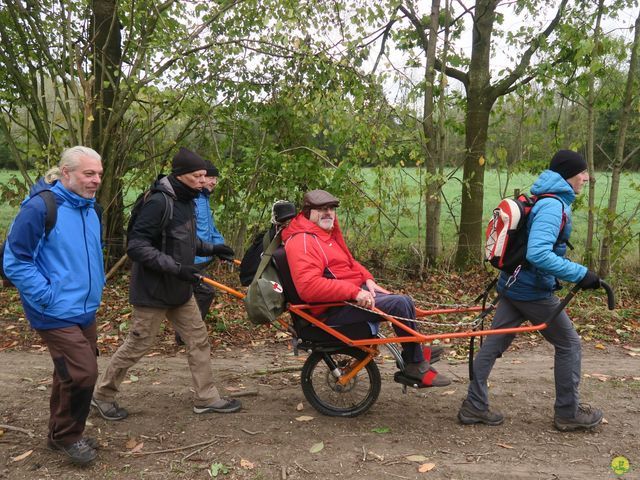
404;361;451;387
423;345;443;364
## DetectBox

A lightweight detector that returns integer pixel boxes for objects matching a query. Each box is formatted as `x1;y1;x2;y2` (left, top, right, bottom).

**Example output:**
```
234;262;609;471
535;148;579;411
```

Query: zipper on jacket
81;207;92;313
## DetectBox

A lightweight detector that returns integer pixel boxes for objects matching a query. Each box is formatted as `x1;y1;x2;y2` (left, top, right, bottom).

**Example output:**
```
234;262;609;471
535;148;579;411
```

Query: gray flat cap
302;189;340;209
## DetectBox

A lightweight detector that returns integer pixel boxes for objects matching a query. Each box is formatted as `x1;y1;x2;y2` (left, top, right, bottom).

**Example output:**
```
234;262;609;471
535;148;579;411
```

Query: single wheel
300;347;381;417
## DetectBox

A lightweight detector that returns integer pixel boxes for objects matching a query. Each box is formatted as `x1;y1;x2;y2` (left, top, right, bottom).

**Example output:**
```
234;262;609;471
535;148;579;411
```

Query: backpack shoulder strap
37;190;58;238
254;231;282;281
157;192;173;252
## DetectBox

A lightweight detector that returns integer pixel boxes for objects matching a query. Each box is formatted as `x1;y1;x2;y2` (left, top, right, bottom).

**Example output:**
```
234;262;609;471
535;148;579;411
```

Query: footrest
393;372;429;389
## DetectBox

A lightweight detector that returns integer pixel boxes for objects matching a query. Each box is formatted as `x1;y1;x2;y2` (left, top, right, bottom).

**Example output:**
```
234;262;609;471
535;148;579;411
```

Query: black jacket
127;175;211;307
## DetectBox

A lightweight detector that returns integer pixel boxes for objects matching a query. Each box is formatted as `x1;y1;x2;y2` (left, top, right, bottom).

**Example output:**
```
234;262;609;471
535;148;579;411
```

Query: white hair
45;146;101;183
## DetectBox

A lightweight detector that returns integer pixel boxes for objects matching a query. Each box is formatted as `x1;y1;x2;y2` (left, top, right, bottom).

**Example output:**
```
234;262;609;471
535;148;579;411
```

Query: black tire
300;347;381;417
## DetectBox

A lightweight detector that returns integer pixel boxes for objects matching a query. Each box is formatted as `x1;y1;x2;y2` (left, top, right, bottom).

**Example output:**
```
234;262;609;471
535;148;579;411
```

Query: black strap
38;190;58;238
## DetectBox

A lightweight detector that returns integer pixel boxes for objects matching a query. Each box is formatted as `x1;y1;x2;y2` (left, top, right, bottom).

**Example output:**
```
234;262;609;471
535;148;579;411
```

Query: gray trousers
467;295;581;418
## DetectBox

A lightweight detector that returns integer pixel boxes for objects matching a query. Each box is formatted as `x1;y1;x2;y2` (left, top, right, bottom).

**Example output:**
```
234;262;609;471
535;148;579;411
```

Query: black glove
578;270;601;290
176;264;201;284
210;244;235;262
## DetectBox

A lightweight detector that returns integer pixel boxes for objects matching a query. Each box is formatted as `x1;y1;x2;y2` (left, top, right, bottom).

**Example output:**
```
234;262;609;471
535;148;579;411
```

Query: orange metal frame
200;276;547;346
200;275;547;386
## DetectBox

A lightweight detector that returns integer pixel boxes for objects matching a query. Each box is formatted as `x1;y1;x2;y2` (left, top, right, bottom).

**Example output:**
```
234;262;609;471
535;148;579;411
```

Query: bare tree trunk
91;0;125;265
584;0;605;269
598;9;640;277
423;0;441;265
454;0;497;268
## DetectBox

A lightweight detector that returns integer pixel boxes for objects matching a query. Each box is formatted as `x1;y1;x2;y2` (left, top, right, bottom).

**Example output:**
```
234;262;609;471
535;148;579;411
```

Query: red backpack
484;193;565;274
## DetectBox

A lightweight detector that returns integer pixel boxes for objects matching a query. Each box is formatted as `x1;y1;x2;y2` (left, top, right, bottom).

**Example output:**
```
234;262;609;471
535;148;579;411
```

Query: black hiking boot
554;404;603;431
47;438;97;465
457;398;504;426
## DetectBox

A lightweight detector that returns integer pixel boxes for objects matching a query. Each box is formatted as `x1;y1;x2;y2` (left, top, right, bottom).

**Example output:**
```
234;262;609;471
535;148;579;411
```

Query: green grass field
355;168;640;249
1;168;638;264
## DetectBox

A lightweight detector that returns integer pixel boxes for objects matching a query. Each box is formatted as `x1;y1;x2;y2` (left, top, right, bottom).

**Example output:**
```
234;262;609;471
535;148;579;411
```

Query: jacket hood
29;177;54;197
530;170;576;205
282;213;354;260
34;180;96;209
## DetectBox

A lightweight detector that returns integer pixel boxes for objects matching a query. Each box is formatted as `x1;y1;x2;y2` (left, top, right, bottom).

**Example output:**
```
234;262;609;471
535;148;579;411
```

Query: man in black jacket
92;148;240;420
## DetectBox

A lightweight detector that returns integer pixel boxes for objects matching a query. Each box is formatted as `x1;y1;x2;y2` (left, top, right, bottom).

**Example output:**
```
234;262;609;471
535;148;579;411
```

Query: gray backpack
243;231;286;325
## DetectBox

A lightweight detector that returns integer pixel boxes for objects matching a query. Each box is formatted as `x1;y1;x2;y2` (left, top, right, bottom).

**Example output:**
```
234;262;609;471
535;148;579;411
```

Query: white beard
318;217;334;230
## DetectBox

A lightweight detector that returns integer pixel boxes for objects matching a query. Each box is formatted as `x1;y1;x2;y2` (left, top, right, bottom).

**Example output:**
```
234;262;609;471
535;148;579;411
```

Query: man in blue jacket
193;160;225;319
3;146;105;465
458;150;604;432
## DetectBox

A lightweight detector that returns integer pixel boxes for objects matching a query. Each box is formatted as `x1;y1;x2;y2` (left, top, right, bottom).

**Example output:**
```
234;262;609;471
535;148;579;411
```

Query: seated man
282;189;450;387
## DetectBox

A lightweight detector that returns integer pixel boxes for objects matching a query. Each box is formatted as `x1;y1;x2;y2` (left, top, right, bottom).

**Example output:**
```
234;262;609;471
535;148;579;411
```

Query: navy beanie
204;160;219;177
172;147;207;176
549;150;587;180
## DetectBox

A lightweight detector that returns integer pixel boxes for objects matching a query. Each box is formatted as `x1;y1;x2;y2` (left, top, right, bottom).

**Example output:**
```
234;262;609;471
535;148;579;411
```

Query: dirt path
1;341;638;480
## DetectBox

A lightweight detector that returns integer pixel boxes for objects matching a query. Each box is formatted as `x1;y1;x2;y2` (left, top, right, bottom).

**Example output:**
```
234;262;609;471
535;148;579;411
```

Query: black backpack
238;201;297;286
126;188;173;251
239;226;276;286
1;189;103;287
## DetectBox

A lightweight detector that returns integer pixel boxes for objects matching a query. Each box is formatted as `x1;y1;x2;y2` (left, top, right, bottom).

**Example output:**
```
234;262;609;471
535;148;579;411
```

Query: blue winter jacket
497;169;587;301
193;189;224;264
3;180;105;329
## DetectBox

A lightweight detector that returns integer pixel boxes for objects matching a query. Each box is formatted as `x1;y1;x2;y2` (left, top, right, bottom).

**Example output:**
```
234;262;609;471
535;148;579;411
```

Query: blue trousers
467;295;582;418
325;291;424;363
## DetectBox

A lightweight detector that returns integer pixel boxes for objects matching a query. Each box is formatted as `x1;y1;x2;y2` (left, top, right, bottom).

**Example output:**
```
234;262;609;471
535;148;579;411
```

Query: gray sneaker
47;438;96;465
193;397;242;414
458;398;504;426
554;404;603;431
91;397;129;421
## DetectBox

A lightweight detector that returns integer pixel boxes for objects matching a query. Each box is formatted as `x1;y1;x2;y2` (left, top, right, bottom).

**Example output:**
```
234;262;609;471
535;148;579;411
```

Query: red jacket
282;213;373;313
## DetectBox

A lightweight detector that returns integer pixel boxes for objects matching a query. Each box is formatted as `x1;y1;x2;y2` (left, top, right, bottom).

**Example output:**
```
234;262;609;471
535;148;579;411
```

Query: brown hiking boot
554;404;603;431
457;398;504;426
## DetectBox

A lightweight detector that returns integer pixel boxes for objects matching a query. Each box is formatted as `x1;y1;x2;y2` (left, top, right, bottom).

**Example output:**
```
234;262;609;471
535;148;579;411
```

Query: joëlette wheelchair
202;253;615;418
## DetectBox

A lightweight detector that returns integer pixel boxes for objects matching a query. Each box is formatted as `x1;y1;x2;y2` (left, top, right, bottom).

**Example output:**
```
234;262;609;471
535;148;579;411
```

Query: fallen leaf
406;454;429;462
240;458;255;469
595;343;606;350
296;402;304;411
130;442;144;453
418;462;436;473
224;386;241;392
497;443;514;449
309;441;324;453
439;389;456;396
296;415;314;422
125;438;138;449
602;417;609;424
11;450;33;462
129;374;139;382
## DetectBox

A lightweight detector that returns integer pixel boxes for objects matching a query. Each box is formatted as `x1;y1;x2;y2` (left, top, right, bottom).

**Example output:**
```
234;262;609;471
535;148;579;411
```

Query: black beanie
172;147;207;176
204;160;219;177
549;150;587;180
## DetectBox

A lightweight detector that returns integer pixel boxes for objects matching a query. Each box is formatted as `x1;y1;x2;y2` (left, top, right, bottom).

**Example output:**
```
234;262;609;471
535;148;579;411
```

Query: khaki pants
94;296;221;407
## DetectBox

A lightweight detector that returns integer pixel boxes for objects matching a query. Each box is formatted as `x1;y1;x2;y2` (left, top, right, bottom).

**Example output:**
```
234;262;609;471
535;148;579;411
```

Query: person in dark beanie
458;150;605;431
92;147;241;420
174;160;228;345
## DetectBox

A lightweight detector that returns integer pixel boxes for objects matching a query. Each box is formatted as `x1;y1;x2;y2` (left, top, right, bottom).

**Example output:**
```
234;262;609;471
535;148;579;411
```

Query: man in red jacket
282;189;450;387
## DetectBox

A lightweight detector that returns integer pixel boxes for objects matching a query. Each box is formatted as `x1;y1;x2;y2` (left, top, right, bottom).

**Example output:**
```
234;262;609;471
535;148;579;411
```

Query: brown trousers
37;322;98;446
94;296;221;407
